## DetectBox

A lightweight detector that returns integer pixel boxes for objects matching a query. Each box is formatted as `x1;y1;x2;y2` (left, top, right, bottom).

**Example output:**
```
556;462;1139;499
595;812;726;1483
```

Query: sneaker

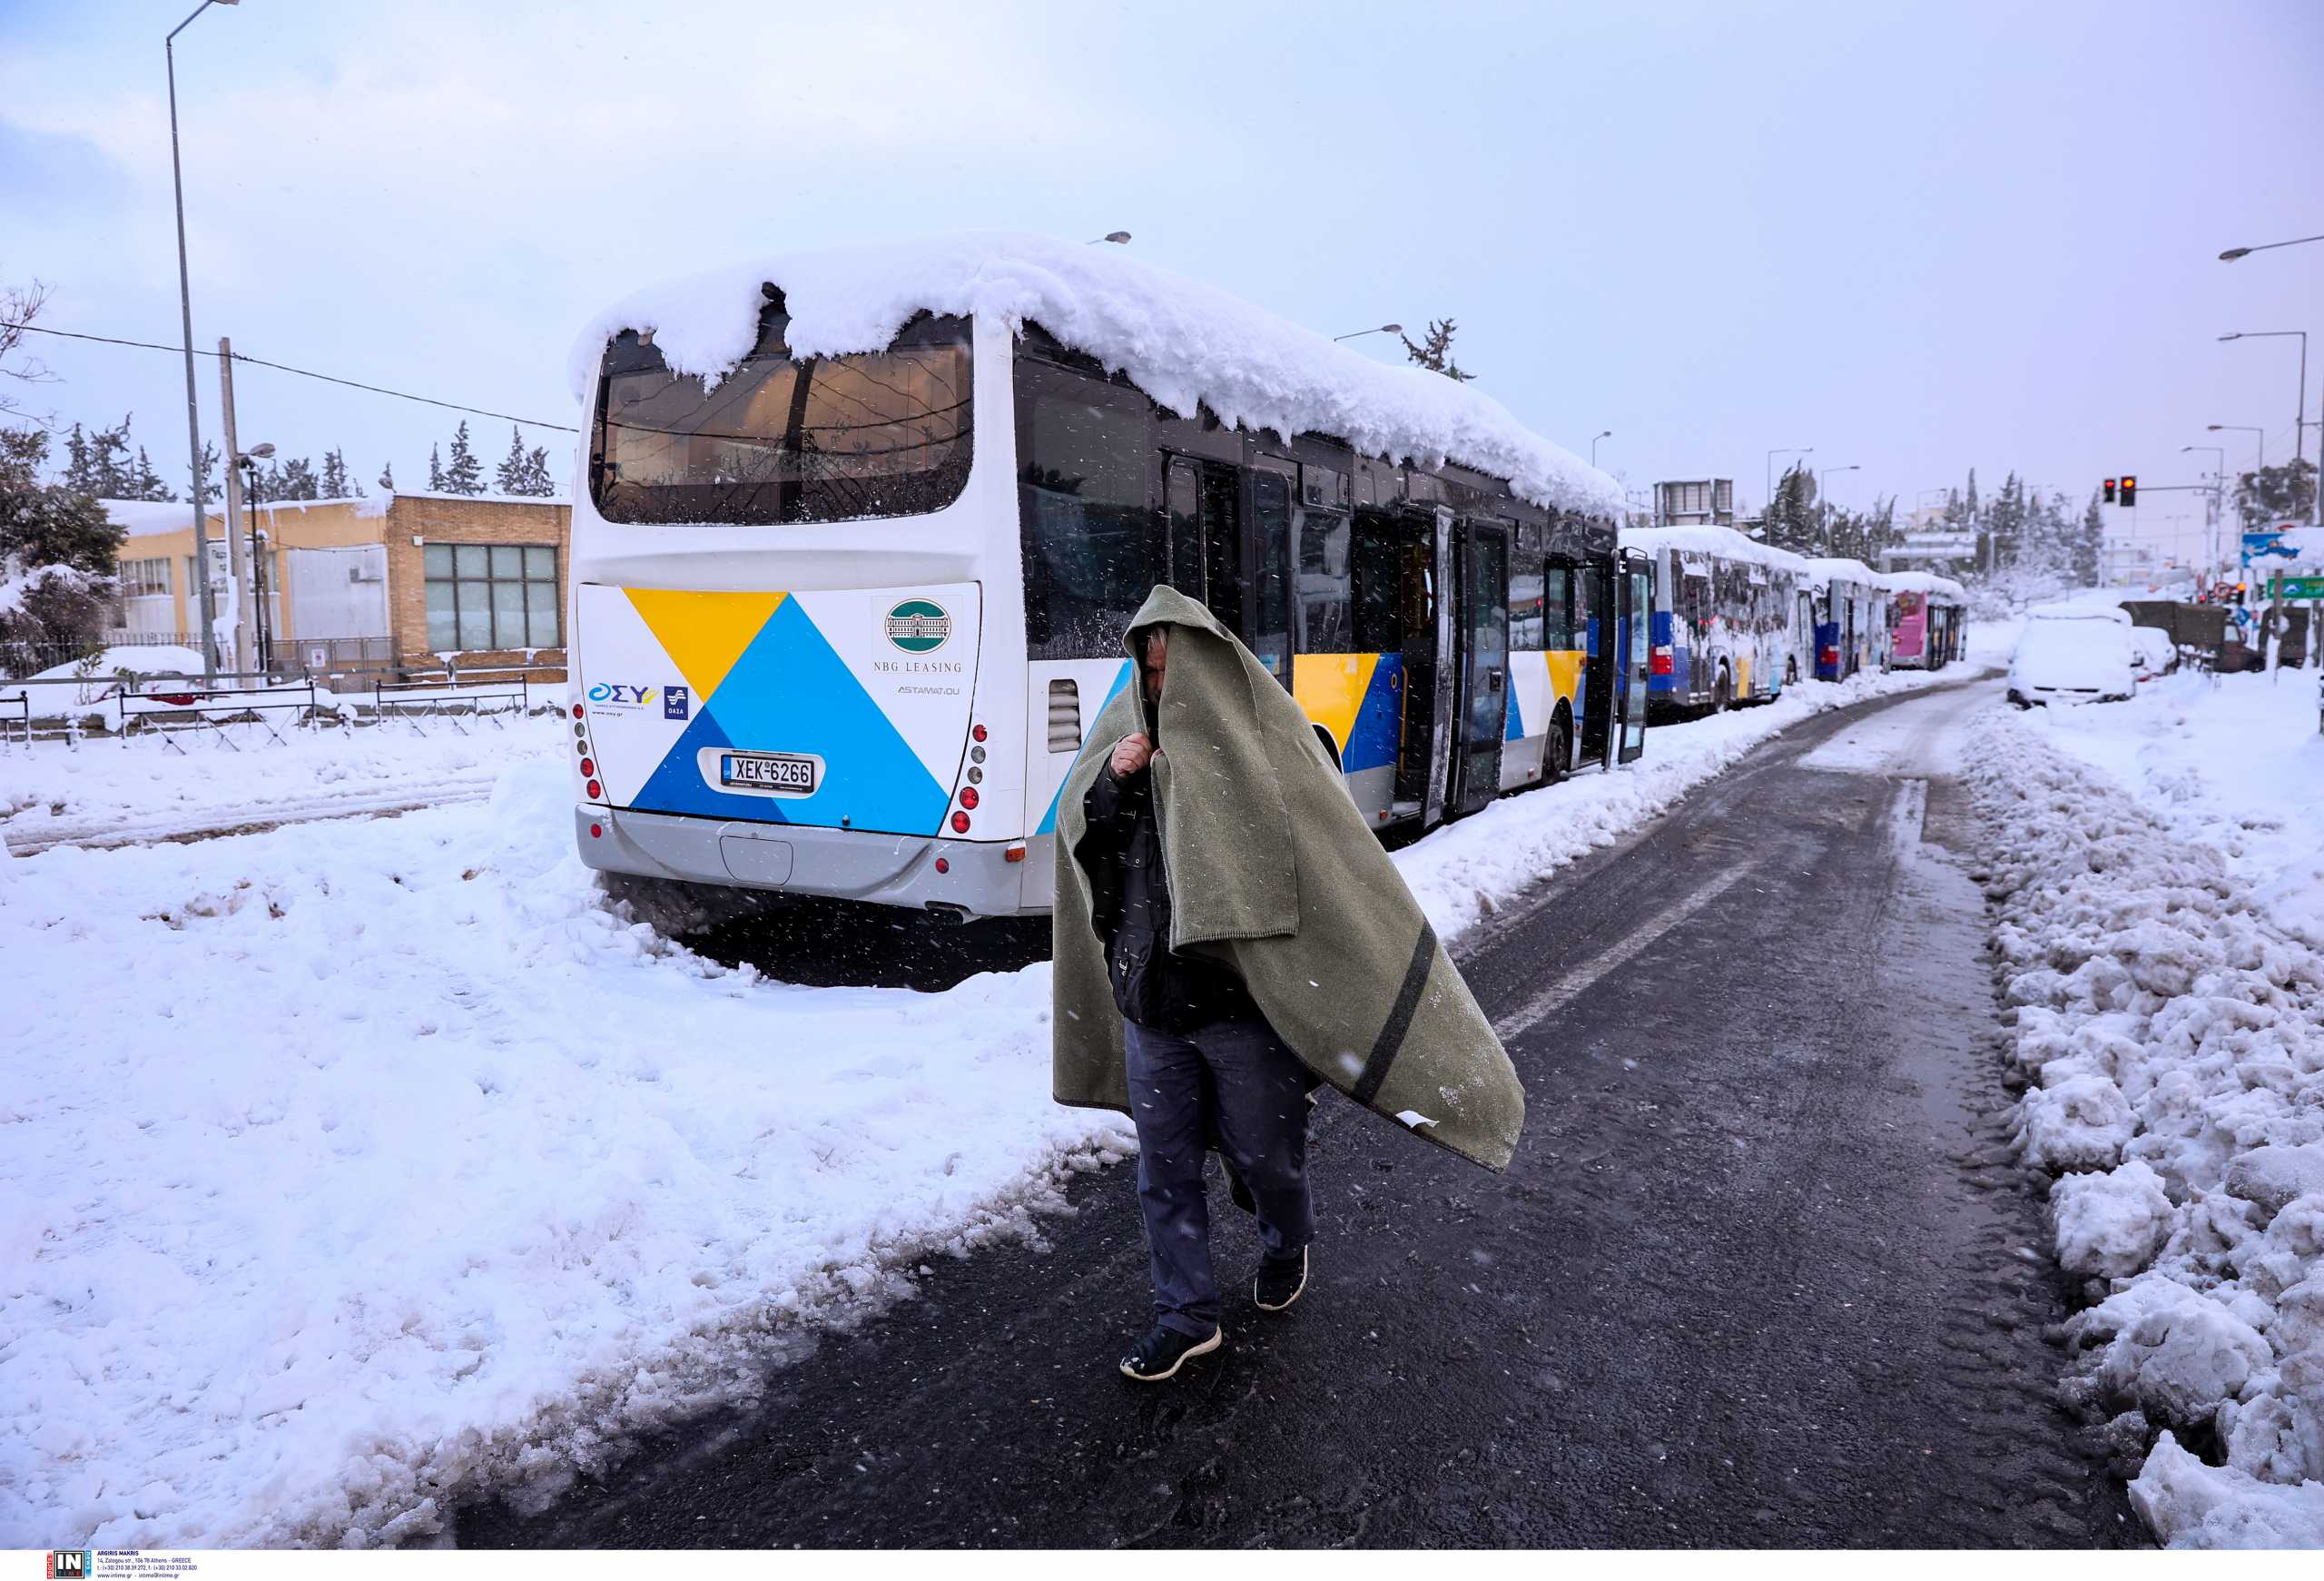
1118;1323;1223;1382
1255;1246;1308;1313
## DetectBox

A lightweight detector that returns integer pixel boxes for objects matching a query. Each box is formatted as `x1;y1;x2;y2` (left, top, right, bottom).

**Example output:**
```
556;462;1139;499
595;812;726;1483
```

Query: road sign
2272;576;2324;600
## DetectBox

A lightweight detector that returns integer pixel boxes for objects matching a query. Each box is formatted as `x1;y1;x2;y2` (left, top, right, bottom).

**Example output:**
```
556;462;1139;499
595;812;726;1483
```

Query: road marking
1495;865;1753;1042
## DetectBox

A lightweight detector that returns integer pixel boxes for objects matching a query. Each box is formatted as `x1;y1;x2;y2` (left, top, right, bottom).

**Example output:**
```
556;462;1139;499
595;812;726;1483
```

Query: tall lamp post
2207;423;2265;476
1590;430;1612;467
236;443;276;673
167;0;240;682
2219;331;2313;526
2219;233;2324;263
1817;463;1859;544
2183;447;2227;574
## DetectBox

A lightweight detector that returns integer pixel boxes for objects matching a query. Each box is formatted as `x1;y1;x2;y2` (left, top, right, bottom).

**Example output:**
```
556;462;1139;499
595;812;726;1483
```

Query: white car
2127;625;2176;681
2007;609;2138;707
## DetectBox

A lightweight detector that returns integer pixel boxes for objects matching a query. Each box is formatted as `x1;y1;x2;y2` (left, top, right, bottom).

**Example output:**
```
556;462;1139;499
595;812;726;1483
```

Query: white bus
565;235;1646;921
1626;525;1806;715
1797;557;1891;681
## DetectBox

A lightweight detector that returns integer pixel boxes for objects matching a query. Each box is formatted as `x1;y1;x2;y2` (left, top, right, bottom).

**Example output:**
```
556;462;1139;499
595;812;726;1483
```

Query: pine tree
320;448;350;499
495;425;529;494
127;446;174;501
428;445;444;491
188;440;222;504
61;422;94;494
2235;459;2318;531
440;421;483;495
2075;489;2104;587
1763;463;1820;553
277;456;320;500
1398;319;1477;382
1;427;123;574
379;460;396;493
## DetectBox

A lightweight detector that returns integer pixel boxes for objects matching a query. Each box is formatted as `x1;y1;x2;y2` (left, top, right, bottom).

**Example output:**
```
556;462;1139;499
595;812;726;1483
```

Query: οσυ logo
883;598;951;654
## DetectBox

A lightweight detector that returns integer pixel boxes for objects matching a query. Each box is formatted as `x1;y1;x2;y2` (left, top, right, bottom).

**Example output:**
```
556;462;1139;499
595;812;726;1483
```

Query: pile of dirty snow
1965;707;2324;1547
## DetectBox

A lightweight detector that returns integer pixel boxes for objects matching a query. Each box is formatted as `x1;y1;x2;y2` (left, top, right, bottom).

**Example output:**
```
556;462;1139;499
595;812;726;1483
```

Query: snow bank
2;659;1983;1548
1798;556;1886;590
1965;708;2324;1544
2028;668;2324;952
1882;569;1969;600
0;712;565;855
568;232;1623;519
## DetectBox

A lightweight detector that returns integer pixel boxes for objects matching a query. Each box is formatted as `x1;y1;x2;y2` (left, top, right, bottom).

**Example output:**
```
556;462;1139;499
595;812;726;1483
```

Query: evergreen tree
2074;489;2105;588
320;448;352;499
1762;463;1820;552
1398;319;1477;382
495;425;529;494
188;440;222;504
0;426;122;574
2235;459;2318;531
428;445;444;491
379;460;396;493
127;446;173;501
1986;472;2025;568
440;420;485;495
277;456;320;500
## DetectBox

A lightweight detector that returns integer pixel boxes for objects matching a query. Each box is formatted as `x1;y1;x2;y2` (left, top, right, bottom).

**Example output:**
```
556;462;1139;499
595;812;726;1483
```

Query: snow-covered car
2126;625;2176;681
2006;609;2137;707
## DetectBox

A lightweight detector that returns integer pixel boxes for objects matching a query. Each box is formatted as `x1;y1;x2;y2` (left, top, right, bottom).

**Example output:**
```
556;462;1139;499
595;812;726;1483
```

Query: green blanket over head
1051;585;1525;1172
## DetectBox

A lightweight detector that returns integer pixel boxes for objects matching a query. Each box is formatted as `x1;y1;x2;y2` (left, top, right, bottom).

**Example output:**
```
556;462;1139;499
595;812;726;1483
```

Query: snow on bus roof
1879;569;1968;599
569;232;1625;519
1799;556;1884;589
1619;524;1811;575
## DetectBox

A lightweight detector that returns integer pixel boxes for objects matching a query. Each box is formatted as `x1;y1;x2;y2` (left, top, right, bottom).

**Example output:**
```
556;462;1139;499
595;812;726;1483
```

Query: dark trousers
1122;1014;1315;1338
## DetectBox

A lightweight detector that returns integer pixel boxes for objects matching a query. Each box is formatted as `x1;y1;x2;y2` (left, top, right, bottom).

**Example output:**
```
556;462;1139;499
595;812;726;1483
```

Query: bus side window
1249;470;1293;682
1295;508;1354;654
1017;357;1160;659
1507;525;1545;649
1167;458;1202;599
1543;563;1574;650
1351;515;1401;654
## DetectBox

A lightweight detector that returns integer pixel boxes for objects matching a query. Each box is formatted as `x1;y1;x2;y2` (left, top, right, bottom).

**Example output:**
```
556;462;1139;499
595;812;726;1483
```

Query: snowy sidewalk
1965;707;2324;1547
3;662;1979;1550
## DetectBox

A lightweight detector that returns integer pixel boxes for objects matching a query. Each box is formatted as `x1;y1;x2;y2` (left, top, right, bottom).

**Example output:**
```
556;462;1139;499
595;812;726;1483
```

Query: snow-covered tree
2236;459;2317;531
1762;463;1820;553
439;421;484;495
0;425;123;671
188;440;221;504
2073;488;2104;587
378;460;396;493
428;445;444;491
1399;319;1476;382
275;456;320;500
495;426;528;494
519;444;558;496
320;448;363;499
126;446;173;501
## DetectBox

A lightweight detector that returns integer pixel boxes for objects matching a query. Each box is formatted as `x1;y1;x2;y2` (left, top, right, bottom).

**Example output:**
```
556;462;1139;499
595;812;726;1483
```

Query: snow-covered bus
564;234;1646;921
1798;558;1891;681
1628;525;1805;715
1884;571;1968;670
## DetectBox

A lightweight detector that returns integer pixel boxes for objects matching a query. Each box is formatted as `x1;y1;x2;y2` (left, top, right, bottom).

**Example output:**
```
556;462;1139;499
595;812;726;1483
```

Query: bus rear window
591;313;972;525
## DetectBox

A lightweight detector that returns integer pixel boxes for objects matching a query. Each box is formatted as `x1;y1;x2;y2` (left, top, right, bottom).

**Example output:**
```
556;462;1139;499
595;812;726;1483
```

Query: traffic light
2104;479;2117;503
2120;474;2138;507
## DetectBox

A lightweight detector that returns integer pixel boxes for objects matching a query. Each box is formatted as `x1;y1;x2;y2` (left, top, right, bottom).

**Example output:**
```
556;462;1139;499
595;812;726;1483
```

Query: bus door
1451;518;1509;817
1245;464;1295;689
1581;555;1615;767
1617;549;1651;764
1353;506;1448;824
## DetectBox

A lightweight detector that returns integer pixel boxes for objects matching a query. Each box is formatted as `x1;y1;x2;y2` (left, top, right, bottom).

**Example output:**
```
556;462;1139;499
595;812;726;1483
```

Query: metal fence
2;664;558;750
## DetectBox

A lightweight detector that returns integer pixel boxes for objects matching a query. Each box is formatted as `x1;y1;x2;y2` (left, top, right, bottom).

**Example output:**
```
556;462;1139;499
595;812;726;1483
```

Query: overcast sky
5;0;2319;561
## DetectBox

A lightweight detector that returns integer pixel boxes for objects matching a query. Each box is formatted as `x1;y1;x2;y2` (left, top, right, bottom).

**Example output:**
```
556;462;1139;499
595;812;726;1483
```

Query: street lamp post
1766;447;1811;520
1331;323;1403;343
2219;233;2324;262
2181;450;2226;575
166;0;239;683
1590;430;1612;467
2207;423;2265;476
1817;463;1859;545
2219;331;2314;525
236;443;275;674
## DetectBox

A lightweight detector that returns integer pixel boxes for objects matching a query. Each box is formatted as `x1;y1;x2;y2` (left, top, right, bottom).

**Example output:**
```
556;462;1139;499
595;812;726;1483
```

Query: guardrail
118;680;331;755
372;675;531;735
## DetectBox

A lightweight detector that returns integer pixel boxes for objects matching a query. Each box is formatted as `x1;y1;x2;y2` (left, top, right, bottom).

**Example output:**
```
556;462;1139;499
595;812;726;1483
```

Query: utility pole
216;336;251;675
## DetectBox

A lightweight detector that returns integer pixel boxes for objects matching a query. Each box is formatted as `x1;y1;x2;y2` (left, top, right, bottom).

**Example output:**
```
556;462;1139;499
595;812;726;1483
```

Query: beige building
105;491;570;678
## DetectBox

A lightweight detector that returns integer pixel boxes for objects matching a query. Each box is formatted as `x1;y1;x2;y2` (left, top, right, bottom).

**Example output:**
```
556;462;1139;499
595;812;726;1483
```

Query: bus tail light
959;786;979;810
1649;646;1673;676
586;778;603;800
950;811;971;834
934;856;950;874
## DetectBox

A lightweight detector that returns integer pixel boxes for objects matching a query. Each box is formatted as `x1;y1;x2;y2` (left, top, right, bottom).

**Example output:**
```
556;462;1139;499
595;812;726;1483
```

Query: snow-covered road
2;661;1985;1549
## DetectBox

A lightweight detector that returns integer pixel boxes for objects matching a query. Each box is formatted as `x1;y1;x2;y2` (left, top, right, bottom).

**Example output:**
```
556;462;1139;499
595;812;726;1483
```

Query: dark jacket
1083;753;1258;1033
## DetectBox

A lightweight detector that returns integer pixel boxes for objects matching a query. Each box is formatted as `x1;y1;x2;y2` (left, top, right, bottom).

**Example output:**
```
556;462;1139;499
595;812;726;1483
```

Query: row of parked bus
1623;526;1967;718
566;234;1967;922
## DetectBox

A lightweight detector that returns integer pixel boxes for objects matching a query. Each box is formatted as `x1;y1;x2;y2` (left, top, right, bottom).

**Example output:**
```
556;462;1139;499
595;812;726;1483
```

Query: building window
122;558;172;598
424;542;559;651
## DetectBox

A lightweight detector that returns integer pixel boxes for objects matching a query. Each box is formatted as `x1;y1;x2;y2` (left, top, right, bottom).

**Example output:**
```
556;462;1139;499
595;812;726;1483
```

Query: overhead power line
0;321;579;434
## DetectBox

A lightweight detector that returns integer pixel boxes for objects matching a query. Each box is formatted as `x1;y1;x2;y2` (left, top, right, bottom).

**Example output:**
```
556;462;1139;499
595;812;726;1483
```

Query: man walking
1052;586;1524;1383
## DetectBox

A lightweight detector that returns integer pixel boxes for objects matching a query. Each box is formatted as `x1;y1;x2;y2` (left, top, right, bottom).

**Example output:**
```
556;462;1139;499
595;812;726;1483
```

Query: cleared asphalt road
455;679;2137;1548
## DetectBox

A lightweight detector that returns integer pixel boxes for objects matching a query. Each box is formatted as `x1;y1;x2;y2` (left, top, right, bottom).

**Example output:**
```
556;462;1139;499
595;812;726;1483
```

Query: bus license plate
721;752;818;793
